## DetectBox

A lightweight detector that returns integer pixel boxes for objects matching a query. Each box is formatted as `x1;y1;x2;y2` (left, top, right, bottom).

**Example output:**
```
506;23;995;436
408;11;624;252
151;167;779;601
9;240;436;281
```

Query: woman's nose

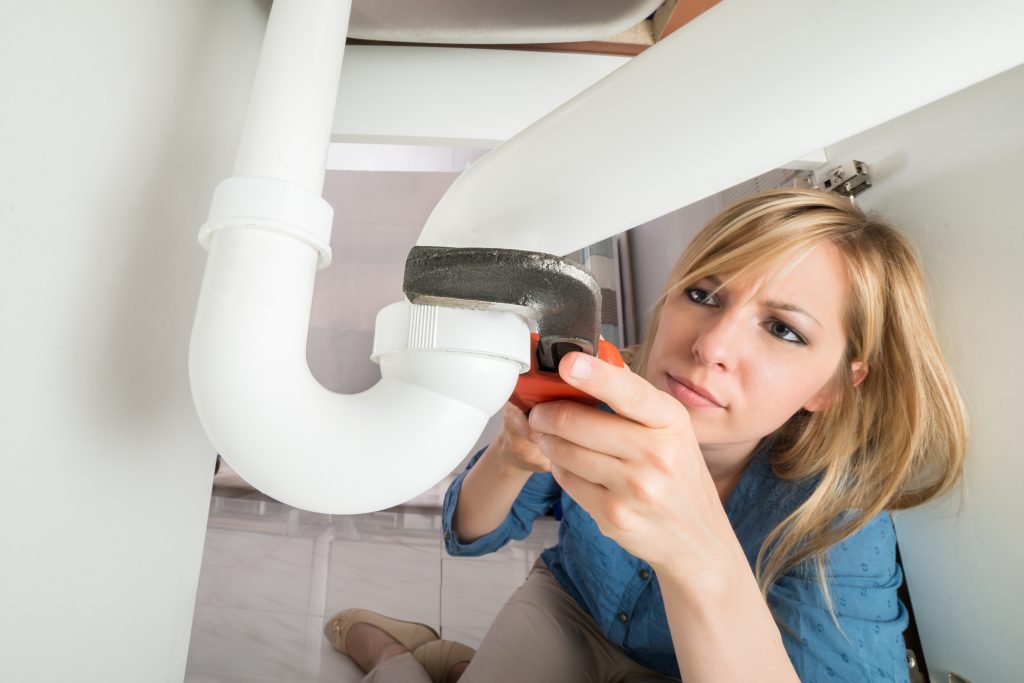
691;312;740;369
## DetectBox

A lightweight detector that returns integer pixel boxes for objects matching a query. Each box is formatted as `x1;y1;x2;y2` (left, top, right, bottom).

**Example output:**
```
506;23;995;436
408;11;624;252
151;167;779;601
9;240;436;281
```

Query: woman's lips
666;374;724;409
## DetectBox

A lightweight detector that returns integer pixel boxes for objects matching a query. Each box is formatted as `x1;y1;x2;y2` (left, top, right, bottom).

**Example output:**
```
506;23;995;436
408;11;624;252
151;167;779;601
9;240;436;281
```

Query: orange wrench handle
510;333;624;412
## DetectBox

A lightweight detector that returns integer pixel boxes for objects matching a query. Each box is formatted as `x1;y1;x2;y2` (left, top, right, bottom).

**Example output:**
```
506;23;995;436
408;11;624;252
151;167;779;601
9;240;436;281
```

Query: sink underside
348;0;665;44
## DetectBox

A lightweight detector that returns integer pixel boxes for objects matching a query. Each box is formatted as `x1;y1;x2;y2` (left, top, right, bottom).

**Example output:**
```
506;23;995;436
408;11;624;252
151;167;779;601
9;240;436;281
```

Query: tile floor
185;476;559;682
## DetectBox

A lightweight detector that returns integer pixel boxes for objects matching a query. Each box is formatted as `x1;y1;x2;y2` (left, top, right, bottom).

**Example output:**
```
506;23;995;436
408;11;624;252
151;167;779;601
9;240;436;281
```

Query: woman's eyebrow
761;299;821;327
700;275;821;327
692;274;819;325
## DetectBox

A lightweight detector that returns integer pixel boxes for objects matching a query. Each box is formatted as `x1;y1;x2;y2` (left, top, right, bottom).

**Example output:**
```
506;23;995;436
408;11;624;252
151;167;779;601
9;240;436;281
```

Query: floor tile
197;537;314;614
187;497;561;681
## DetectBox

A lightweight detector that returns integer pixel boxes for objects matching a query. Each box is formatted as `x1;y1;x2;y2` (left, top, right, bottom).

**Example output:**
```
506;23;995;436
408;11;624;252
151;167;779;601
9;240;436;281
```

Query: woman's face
645;241;857;462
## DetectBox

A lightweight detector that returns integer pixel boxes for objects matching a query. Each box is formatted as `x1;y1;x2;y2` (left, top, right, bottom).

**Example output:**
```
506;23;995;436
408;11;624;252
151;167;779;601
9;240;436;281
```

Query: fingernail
569;354;592;380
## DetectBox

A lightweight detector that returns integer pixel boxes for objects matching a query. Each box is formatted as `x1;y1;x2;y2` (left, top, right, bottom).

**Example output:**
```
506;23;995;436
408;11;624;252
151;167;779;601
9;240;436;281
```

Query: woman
324;188;967;682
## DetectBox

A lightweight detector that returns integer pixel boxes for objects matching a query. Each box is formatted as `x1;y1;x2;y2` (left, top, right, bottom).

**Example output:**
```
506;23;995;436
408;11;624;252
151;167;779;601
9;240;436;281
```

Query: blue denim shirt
442;441;909;681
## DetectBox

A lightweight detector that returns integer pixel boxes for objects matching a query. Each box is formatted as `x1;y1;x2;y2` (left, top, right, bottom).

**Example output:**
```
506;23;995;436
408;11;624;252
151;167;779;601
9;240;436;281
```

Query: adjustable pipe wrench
403;245;624;411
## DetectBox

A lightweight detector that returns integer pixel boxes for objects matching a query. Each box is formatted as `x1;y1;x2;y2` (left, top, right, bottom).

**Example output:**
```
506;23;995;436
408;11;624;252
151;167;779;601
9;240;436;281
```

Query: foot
323;608;439;670
345;622;410;672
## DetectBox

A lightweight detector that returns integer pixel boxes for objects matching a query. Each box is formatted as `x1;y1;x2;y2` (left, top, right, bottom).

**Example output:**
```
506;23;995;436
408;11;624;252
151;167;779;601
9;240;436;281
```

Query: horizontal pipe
417;0;1024;254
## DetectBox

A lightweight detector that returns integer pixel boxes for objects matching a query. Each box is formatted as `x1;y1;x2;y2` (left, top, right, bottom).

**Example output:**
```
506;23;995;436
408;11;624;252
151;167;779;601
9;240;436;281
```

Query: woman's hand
492;402;551;474
528;352;736;586
530;352;799;683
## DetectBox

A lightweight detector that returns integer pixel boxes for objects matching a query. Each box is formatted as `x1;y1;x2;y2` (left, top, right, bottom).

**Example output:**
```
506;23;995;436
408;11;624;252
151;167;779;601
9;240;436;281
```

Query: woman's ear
851;361;869;388
803;361;869;413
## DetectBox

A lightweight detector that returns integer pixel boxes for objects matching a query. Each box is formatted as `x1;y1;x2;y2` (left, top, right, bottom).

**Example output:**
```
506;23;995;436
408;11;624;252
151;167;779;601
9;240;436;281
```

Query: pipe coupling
199;176;334;269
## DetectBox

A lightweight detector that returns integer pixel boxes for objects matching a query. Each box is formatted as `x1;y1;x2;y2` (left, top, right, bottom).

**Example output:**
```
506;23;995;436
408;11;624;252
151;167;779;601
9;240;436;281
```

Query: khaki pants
361;563;679;683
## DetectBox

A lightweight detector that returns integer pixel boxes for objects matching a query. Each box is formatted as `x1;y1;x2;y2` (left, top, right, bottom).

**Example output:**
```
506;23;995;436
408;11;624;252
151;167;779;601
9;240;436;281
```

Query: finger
558;352;681;429
530;400;646;462
537;434;626;492
503;402;540;443
549;463;609;522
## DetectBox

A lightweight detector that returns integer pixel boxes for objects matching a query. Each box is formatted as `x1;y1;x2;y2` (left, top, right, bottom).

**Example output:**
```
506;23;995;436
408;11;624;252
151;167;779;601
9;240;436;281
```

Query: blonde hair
627;188;967;604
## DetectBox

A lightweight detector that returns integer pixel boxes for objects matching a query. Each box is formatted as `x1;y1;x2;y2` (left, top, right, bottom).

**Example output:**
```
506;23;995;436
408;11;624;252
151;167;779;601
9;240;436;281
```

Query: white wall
0;2;269;680
826;65;1024;683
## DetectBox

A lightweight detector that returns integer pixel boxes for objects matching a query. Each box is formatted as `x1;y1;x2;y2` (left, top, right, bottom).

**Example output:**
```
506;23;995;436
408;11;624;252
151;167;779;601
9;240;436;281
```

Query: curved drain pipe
189;0;529;513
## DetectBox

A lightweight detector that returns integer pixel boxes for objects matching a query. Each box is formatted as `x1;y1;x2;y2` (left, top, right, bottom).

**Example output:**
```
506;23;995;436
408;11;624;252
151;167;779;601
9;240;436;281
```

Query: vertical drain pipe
231;0;346;197
189;0;531;513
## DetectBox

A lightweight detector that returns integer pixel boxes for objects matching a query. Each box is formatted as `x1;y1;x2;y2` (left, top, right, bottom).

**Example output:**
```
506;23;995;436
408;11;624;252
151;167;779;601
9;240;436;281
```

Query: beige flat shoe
323;608;439;655
412;639;476;683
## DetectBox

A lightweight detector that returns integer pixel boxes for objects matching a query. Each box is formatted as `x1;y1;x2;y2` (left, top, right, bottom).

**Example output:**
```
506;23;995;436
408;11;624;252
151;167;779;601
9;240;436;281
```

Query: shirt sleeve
442;447;562;557
768;513;911;682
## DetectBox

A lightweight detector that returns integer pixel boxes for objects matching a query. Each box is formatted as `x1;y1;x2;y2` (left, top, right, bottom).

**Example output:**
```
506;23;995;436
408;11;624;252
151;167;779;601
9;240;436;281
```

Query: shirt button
638;569;650;581
617;611;628;623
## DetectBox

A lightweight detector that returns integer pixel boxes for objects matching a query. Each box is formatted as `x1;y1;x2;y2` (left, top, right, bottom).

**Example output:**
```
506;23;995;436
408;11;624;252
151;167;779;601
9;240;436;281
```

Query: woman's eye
685;287;718;306
767;320;807;345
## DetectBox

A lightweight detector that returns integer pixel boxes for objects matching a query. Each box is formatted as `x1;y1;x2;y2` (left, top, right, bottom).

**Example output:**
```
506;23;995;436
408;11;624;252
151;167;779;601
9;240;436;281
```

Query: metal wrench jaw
403;246;602;372
536;336;595;373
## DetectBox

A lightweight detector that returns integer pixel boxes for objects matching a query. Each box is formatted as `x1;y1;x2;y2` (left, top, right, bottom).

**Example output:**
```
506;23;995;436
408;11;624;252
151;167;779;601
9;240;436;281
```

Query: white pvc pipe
191;229;526;513
417;0;1024;254
189;0;529;513
231;0;344;192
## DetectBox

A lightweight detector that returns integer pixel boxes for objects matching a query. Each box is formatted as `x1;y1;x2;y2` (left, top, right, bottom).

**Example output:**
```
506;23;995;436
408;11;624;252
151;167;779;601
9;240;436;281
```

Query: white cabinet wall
0;2;269;680
829;65;1024;683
